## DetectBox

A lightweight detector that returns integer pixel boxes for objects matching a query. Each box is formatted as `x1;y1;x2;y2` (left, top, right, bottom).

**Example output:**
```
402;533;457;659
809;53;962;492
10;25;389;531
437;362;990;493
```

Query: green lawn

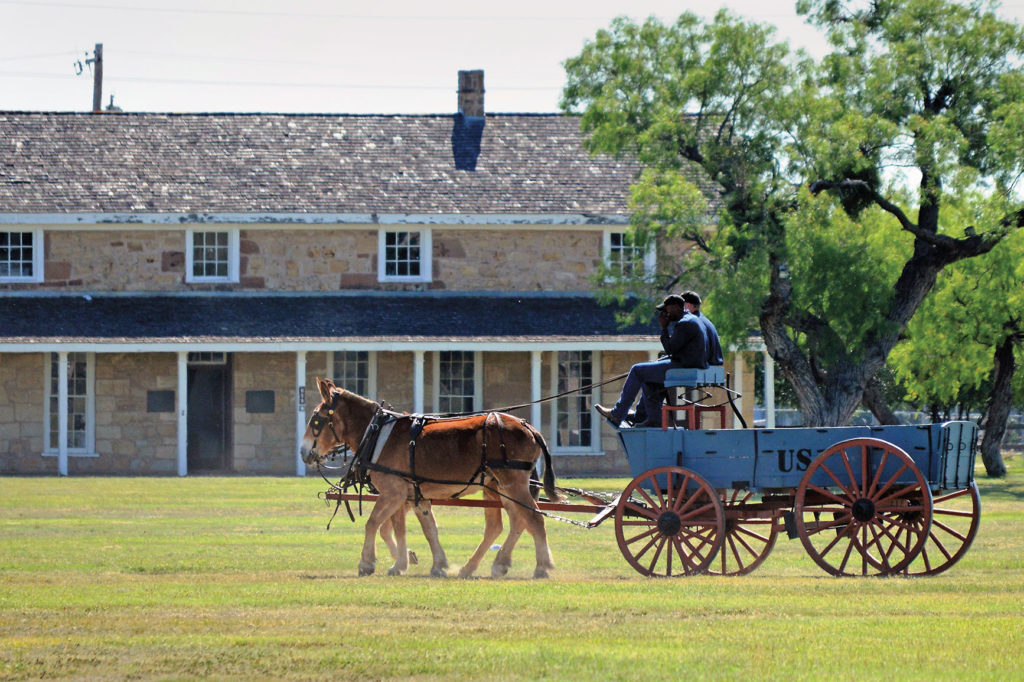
2;458;1022;681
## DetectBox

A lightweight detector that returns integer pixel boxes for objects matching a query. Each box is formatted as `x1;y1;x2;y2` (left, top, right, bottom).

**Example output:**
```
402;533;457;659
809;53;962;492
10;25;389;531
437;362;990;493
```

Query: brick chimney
457;70;484;117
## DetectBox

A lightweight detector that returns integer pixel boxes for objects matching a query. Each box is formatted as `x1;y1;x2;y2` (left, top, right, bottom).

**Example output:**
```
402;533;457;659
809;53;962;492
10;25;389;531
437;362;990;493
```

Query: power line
0;69;561;91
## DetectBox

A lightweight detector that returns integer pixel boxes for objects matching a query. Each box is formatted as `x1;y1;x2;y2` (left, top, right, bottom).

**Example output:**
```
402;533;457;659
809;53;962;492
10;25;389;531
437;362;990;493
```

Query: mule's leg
410;501;449;577
491;496;527;578
386;505;410;576
458;487;504;579
379;509;419;569
358;489;406;577
520;497;555;579
492;478;555;579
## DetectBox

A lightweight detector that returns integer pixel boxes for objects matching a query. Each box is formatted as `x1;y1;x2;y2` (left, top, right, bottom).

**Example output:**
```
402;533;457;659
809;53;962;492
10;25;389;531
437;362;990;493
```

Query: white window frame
0;228;44;283
42;352;97;458
432;350;482;414
378;229;432;283
549;350;601;455
328;350;377;400
185;228;240;283
603;229;656;277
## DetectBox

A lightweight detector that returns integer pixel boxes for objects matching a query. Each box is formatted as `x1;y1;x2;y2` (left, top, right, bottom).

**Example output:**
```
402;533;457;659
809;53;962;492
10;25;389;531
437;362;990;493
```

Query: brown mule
300;378;560;578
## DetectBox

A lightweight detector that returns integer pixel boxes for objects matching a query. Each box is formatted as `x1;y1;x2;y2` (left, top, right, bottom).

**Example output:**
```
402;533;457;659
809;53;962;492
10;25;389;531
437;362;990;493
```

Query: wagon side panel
618;428;756;490
752;426;871;489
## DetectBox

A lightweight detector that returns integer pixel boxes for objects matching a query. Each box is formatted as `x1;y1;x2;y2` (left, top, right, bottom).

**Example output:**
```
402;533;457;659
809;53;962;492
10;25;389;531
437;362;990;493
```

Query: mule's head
300;377;352;465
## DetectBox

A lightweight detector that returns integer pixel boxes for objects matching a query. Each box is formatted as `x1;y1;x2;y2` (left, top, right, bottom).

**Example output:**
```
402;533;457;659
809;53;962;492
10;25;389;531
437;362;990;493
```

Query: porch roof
0;291;659;352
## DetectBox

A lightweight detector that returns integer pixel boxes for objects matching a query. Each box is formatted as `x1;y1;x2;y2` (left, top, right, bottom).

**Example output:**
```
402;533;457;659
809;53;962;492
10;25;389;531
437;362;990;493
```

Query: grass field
2;457;1023;681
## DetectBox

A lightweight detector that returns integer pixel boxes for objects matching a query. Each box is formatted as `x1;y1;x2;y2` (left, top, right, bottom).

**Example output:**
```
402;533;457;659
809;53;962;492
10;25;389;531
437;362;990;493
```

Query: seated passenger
682;290;723;366
595;294;708;428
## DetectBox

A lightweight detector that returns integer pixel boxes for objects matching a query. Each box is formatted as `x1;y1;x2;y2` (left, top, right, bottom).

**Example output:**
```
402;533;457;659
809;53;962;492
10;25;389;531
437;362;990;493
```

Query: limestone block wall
88;353;178;475
43;229;185;290
433;229;602;291
9;224;635;293
232;352;298;474
0;354;47;474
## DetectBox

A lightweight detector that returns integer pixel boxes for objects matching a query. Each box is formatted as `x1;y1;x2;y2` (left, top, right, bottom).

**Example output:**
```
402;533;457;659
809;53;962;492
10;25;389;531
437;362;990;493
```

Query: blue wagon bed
611;420;980;577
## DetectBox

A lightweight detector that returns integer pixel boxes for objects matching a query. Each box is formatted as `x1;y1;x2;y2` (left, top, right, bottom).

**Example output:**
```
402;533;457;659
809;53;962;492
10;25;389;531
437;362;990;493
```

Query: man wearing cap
682;290;723;366
595;294;708;428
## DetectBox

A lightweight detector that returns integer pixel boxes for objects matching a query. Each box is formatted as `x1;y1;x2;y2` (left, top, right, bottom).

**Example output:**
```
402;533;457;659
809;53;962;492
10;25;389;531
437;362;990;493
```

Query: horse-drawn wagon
307;378;981;579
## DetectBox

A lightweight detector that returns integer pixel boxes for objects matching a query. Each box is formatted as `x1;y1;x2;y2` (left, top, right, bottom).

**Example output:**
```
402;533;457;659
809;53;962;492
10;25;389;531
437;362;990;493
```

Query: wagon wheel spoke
902;482;980;576
805;483;854;508
795;438;932;577
614;466;724;577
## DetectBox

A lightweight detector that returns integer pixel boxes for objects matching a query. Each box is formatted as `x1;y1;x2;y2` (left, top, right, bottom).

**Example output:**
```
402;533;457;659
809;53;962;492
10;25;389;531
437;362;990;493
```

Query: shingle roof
0;111;707;216
0;292;652;345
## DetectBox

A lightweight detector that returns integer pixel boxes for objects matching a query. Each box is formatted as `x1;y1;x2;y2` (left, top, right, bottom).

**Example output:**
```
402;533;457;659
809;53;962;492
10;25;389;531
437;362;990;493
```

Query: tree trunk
980;334;1016;477
862;376;902;425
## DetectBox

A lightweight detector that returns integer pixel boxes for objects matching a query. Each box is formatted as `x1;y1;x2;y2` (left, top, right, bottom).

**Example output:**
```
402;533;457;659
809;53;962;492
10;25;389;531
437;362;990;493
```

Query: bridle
307;391;346;461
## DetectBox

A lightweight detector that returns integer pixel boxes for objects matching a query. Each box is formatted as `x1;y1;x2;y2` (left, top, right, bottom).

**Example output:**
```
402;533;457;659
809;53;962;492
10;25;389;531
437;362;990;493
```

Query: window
44;352;95;455
0;229;44;282
188;351;227;365
604;230;655;277
185;229;239;283
551;350;600;453
379;229;432;282
330;350;375;398
434;351;479;414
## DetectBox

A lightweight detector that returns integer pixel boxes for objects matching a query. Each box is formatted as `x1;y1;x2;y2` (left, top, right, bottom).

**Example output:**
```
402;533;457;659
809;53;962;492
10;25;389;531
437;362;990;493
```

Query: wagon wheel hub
657;511;682;536
851;497;876;522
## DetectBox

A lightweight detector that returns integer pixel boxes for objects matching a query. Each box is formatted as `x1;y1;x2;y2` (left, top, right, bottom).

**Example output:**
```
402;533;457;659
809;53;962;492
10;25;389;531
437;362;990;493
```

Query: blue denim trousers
611;358;676;425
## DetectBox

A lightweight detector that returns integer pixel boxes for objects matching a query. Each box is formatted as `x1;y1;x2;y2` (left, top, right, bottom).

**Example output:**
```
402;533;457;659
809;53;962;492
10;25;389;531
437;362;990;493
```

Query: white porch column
732;352;745;429
295;350;308;476
530;351;542;428
531;351;543;477
177;351;188;476
57;351;68;476
413;350;425;414
764;351;776;429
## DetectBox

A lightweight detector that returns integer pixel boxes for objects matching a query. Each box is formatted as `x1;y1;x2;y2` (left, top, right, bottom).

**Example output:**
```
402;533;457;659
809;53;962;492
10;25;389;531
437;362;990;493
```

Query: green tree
562;0;1024;429
890;214;1024;476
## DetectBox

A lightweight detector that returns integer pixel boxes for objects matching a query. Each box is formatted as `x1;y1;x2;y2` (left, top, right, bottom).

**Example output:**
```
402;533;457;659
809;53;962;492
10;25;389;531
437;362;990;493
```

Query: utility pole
86;43;102;113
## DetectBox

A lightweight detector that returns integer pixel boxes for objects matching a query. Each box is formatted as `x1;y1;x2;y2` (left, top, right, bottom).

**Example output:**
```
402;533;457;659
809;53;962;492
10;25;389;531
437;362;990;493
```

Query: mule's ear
317;377;335;400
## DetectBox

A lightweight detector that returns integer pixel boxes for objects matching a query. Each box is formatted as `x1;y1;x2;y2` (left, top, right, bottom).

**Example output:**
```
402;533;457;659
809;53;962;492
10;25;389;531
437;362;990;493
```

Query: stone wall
0;354;47;474
17;225;626;292
233;352;300;474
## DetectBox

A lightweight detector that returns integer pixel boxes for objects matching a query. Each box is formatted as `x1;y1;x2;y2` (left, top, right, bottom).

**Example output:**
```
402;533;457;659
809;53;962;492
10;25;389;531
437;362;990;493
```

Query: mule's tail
527;423;562;502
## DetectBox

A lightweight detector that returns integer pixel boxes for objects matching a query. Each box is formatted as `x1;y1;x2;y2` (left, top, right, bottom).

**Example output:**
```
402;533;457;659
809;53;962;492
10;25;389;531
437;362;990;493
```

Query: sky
2;0;1023;115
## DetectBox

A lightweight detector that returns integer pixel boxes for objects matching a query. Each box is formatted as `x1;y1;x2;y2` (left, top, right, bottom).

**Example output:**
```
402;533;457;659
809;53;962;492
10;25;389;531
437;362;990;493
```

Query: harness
318;400;536;527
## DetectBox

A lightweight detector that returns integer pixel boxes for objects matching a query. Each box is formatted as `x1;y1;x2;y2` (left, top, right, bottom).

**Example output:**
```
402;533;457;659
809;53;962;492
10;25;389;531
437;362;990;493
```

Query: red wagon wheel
614;466;725;577
901;481;981;576
707;489;779;576
794;438;932;577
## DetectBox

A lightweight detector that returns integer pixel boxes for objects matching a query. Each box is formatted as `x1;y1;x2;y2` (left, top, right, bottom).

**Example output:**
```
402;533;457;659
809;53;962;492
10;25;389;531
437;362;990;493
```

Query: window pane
192;231;231;279
556;351;593;448
1;231;35;279
332;351;369;396
48;352;89;450
439;351;474;414
383;231;423;279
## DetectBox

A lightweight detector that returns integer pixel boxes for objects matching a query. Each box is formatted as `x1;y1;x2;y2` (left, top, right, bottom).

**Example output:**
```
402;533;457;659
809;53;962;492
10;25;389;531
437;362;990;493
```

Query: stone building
0;71;754;477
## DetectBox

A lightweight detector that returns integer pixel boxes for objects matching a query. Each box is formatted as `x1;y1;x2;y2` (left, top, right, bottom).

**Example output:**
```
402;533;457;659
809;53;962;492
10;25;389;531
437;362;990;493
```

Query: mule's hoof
457;566;475;579
430;566;448;578
358;561;375;577
408;550;419;565
491;562;510;579
533;566;551;579
387;566;406;577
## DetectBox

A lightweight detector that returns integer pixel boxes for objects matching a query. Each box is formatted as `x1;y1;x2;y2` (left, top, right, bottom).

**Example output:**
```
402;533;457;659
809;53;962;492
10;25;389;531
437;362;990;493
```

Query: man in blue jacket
682;290;723;366
595;294;708;428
